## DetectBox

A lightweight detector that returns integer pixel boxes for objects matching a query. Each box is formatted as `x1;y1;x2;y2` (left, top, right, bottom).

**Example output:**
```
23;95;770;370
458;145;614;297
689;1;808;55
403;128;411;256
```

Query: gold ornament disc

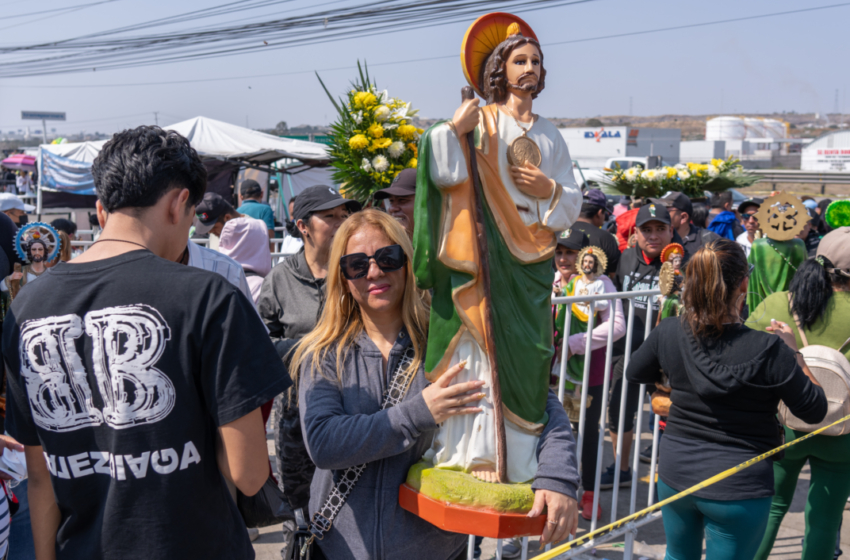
754;192;808;242
507;135;542;168
659;261;676;296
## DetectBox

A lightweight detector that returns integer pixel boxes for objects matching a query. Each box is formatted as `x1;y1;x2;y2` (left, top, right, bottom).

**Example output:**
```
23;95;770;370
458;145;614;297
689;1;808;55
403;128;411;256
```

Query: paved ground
253;407;850;560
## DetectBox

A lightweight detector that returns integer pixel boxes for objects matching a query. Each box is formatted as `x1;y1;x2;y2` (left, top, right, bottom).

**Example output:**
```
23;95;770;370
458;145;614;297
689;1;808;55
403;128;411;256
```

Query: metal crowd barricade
467;288;662;560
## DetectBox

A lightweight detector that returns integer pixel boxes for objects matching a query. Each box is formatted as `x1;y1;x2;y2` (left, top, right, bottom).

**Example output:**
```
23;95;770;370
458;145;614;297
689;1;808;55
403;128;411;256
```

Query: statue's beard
508;73;538;93
31;255;43;263
582;265;594;275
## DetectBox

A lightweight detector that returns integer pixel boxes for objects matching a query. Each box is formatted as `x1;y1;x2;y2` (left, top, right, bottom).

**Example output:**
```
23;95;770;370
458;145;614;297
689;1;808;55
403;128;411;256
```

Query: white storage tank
762;119;787;139
743;118;768;139
706;117;746;141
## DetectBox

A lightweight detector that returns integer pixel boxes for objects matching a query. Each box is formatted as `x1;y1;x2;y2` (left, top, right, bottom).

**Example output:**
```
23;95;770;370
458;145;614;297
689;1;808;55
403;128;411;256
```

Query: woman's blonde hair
288;209;429;387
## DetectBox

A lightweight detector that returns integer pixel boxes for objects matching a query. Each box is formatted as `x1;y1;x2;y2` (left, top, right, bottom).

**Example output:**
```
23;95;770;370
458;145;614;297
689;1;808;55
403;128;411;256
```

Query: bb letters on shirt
19;304;175;433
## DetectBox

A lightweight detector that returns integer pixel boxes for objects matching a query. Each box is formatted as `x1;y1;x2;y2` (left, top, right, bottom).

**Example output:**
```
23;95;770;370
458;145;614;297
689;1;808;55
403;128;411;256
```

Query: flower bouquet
602;157;758;199
318;62;423;204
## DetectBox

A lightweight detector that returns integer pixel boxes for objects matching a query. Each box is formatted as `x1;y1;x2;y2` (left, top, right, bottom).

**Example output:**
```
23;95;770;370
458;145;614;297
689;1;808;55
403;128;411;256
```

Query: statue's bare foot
471;468;500;483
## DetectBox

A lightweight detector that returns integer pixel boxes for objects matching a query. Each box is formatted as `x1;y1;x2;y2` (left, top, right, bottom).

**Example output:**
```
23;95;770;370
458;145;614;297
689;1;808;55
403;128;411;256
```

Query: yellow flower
352;91;378;109
407;143;418;157
369;138;392;152
665;167;677;178
348;134;369;150
368;123;384;138
407;157;418;168
397;124;417;140
710;158;723;168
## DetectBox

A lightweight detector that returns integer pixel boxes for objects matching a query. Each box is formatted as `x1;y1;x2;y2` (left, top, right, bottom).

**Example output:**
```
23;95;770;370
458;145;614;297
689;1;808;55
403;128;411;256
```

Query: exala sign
583;128;622;142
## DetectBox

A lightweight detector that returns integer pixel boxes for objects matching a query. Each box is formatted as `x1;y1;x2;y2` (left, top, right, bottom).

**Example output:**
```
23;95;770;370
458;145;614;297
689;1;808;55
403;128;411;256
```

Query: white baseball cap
0;193;34;213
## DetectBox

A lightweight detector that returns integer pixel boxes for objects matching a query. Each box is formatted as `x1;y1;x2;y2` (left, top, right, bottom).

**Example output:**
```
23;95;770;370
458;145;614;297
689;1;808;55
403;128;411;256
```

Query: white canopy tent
37;116;331;212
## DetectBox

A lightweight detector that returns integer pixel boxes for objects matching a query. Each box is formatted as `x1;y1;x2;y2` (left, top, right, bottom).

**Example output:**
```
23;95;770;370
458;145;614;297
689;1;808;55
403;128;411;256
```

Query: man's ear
95;200;108;228
169;188;192;224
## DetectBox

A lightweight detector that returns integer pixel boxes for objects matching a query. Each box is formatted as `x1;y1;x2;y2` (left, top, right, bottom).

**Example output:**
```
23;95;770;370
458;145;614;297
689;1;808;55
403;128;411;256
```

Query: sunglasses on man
339;244;407;280
741;212;758;221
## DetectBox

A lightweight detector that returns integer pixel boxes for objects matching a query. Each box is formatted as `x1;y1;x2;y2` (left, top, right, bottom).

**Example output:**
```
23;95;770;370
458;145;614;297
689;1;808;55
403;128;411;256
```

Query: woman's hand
510;164;554;199
0;434;25;481
766;319;799;353
421;361;485;424
451;98;480;136
528;489;579;548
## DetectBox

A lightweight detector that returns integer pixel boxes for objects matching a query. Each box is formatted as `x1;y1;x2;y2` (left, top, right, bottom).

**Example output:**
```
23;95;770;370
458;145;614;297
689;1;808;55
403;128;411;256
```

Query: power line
3;0;121;20
1;2;848;88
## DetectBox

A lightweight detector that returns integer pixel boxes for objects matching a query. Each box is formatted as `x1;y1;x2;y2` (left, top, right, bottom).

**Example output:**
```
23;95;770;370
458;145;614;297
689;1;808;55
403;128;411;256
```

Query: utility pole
153;112;159;126
629;96;633;117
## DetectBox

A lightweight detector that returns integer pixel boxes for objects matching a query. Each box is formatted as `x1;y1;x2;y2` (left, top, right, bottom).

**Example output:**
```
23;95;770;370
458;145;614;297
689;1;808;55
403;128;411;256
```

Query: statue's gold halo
575;245;607;276
754;192;809;242
461;12;538;99
659;261;679;297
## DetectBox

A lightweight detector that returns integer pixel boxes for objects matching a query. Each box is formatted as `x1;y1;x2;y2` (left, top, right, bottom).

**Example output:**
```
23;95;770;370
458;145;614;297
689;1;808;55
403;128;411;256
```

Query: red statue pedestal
399;483;546;539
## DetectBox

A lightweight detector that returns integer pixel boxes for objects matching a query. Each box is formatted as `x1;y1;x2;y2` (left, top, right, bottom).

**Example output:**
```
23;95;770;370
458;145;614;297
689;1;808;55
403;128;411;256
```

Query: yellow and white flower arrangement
318;62;423;203
603;156;757;199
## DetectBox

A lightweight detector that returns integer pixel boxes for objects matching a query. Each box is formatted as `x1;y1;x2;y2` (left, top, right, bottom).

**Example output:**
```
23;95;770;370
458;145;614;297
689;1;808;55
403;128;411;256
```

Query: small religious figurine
2;223;61;302
414;12;582;486
656;243;685;326
554;246;608;389
747;193;808;310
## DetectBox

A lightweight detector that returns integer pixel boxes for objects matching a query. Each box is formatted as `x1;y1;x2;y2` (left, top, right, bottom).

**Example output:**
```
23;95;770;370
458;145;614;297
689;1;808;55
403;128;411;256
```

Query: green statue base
406;462;535;514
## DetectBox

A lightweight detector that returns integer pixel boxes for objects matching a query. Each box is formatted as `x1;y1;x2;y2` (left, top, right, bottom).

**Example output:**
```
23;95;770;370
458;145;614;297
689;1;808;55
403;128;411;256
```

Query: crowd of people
0;123;843;560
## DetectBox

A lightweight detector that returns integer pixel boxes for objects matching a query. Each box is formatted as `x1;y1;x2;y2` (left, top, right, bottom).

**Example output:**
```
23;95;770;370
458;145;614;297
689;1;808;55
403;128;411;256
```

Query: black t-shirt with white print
3;250;291;560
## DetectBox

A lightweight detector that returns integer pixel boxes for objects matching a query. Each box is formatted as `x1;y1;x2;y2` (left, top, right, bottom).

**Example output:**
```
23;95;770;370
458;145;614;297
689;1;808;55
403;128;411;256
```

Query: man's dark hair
50;218;77;236
710;191;733;209
92;125;207;212
481;34;546;104
580;203;606;220
691;202;709;228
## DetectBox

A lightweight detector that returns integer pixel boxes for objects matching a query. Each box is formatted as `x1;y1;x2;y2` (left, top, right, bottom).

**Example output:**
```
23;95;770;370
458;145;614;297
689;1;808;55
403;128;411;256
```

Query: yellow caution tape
536;413;850;560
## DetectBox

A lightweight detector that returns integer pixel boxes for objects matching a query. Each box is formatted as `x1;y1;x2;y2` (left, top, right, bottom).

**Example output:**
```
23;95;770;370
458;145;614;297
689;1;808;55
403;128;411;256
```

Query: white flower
377;89;389;103
707;165;719;178
372;155;389;172
383;123;398;130
675;163;687;170
351;111;363;125
361;158;372;172
392;102;418;120
373;105;391;122
677;170;691;180
388;141;406;159
641;169;659;181
624;167;640;181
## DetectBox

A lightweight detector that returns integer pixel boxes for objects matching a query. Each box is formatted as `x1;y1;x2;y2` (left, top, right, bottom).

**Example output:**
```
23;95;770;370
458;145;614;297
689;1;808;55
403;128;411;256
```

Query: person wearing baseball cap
374;168;416;238
237;179;276;238
749;226;850;559
572;188;620;275
661;191;720;258
193;192;244;237
0;192;35;226
736;198;763;257
605;200;676;488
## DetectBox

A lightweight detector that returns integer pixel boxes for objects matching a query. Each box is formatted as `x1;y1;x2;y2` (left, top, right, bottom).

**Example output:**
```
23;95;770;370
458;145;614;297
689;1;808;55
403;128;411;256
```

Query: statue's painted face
505;43;541;93
670;253;683;271
581;254;597;275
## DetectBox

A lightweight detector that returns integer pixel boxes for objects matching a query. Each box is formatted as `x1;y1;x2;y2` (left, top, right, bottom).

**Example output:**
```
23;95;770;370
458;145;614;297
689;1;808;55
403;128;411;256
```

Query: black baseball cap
737;197;763;214
240;179;263;198
582;188;608;209
373;168;417;200
293;185;361;222
194;192;235;235
556;228;589;251
635;202;671;227
660;192;693;216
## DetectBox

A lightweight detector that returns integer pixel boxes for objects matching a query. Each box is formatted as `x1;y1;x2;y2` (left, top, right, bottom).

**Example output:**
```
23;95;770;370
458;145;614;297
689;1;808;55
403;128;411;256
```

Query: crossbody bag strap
787;292;810;348
308;347;416;540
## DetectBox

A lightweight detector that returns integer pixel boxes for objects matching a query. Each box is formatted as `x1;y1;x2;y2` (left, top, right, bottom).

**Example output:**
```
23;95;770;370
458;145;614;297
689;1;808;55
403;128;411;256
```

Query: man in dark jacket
601;202;676;489
660;191;719;260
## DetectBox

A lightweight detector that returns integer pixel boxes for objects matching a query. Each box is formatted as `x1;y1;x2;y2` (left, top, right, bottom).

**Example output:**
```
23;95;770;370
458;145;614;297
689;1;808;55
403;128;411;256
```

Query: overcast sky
0;0;846;136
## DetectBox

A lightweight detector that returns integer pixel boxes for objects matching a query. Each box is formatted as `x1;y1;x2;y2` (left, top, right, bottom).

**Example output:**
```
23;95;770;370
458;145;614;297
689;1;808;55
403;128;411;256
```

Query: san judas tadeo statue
410;11;581;503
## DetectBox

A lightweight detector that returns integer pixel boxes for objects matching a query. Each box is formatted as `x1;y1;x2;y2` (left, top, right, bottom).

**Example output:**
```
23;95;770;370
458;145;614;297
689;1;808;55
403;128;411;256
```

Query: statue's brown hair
481;35;546;104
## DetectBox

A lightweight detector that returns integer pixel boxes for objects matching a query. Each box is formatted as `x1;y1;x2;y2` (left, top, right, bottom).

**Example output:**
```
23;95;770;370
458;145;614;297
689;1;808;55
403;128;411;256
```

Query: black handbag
237;475;295;528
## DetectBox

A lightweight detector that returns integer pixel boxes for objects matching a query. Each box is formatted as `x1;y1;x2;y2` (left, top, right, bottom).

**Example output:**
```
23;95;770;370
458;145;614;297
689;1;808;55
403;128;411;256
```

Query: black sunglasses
741;212;758;221
339;244;407;280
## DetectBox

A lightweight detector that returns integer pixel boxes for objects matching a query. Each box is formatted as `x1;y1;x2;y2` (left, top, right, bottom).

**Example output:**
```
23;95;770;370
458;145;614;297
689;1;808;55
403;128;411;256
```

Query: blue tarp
39;148;96;195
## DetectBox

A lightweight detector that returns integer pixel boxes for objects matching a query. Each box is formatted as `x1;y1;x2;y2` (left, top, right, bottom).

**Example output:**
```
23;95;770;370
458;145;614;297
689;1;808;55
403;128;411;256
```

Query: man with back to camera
571;188;620;276
2;125;292;560
373;167;416;239
601;202;678;488
237;179;276;239
660;191;719;259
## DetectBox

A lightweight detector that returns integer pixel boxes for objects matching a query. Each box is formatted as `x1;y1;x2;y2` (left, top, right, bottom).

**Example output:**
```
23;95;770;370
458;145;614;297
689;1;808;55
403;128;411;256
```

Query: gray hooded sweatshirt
257;248;325;358
300;330;580;560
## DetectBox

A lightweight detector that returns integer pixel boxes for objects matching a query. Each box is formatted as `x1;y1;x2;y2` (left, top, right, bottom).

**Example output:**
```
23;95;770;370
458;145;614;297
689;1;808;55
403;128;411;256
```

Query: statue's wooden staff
461;86;508;483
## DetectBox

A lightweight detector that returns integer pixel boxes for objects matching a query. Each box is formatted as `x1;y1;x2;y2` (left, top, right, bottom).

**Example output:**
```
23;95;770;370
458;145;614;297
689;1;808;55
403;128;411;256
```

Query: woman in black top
626;238;826;560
